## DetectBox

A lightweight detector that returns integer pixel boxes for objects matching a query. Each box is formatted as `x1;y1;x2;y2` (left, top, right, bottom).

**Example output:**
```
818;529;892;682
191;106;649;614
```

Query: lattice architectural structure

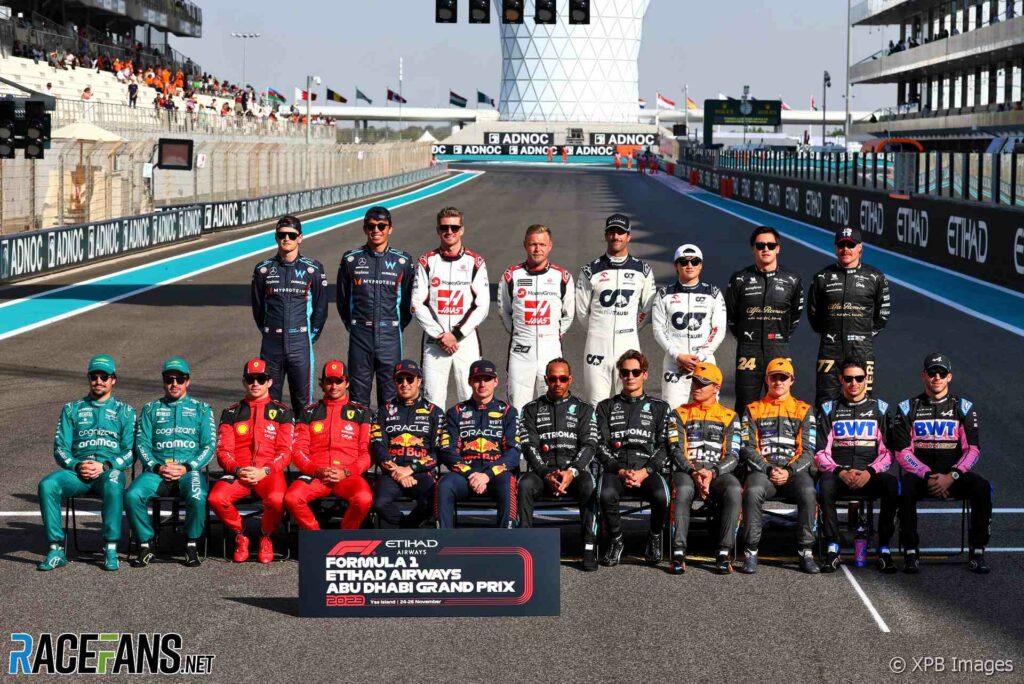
499;0;651;123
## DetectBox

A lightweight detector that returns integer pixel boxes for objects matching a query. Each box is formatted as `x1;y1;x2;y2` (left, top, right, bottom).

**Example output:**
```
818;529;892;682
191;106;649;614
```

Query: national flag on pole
295;87;318;102
638;98;647;109
326;88;347;103
477;90;495;107
686;97;698;111
387;88;407;104
450;90;468;108
356;88;372;105
656;92;676;110
267;87;286;103
717;93;729;100
779;96;791;111
810;96;818;111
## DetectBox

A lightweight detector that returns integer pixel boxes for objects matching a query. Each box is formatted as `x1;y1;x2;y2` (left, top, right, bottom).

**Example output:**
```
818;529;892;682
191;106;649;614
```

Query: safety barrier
0;164;447;284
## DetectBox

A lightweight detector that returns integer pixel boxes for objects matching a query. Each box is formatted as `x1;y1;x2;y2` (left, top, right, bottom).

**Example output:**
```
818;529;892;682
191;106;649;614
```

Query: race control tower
499;0;651;123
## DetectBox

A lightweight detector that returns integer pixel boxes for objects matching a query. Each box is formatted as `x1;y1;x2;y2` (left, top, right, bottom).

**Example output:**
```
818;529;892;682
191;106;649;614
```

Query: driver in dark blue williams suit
251;215;328;416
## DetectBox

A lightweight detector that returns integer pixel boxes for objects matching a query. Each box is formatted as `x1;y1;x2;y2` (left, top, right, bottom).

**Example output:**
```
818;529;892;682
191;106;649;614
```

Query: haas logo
671;311;706;331
598;289;635;308
524;300;551;325
436;289;465;315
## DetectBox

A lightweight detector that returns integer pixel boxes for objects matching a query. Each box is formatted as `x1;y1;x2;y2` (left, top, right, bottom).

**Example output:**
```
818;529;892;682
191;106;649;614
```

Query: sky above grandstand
188;1;895;114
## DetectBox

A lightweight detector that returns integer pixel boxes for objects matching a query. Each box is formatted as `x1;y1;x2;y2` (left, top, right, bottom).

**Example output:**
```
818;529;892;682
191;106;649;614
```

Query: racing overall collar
616;392;648;403
438;246;465;262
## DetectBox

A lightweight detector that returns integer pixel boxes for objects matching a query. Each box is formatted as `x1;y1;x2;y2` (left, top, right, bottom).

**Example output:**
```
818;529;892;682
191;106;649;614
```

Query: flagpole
399;57;404;140
683;84;689;140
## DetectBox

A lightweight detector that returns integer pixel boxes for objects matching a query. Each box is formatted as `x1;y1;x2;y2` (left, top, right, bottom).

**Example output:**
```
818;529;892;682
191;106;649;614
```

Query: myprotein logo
829;195;850;226
859;200;884;235
947;216;988;264
896;207;929;247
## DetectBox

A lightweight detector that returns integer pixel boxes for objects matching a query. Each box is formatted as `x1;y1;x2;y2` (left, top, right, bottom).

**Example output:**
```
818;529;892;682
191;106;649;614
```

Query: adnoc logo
9;632;215;675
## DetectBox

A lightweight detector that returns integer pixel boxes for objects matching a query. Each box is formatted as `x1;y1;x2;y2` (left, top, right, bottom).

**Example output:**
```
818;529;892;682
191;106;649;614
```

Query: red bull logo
392;433;426;448
466;437;499;453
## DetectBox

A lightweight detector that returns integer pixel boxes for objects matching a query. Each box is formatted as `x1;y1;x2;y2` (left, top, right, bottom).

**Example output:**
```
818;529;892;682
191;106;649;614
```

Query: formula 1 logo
327;540;382;556
436;289;465;315
524;300;551;325
597;289;634;308
586;355;604;366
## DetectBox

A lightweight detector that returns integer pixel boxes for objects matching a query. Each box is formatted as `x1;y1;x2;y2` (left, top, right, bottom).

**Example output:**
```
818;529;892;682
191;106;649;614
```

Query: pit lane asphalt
2;165;1022;680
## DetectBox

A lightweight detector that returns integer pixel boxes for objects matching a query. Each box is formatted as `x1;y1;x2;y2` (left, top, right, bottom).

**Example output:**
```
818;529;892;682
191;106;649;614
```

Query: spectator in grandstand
80;86;92;101
64;51;76;69
128;80;138;107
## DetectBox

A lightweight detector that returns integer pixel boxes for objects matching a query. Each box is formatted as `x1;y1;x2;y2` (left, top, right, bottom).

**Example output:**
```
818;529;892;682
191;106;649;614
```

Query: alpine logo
437;289;465;315
524;300;551;325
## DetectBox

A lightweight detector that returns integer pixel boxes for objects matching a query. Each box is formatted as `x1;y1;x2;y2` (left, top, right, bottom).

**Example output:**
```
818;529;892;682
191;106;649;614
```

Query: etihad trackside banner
298;529;560;617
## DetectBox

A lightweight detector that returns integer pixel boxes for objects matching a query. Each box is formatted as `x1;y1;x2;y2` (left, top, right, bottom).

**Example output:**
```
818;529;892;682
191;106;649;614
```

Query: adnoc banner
483;131;555;146
432;143;616;157
298;529;560;618
678;161;1024;293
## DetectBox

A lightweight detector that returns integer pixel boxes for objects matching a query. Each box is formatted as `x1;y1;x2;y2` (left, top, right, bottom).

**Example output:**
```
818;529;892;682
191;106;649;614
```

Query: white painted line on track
0;171;484;342
654;175;1024;338
842;564;892;633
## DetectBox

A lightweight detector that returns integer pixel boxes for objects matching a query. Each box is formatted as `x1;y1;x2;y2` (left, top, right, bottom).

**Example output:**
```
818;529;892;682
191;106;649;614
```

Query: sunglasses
437;224;462;234
926;369;949;379
618;368;644;378
841;374;866;384
364;221;390;232
162;375;189;385
88;371;113;382
275;231;299;241
244;374;271;385
676;258;702;267
836;241;859;250
322;376;347;385
767;373;792;383
394;375;418;385
545;375;571;384
754;242;779;251
469;375;495;383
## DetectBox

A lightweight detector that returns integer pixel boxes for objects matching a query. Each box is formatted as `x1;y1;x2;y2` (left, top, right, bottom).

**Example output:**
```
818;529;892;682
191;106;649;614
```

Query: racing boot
131;541;155;568
232;533;250;563
876;550;898;574
903;548;920;574
257;535;274;564
644;532;664;566
740;549;758;574
581;542;598;572
670;550;686;574
821;545;841;573
715;551;733;575
37;544;68;572
968;549;990;575
184;541;202;567
600;535;624;567
798;548;820;575
103;544;119;571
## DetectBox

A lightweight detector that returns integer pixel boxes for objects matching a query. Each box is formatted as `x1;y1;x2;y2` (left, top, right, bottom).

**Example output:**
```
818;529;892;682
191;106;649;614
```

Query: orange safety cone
547;147;554;162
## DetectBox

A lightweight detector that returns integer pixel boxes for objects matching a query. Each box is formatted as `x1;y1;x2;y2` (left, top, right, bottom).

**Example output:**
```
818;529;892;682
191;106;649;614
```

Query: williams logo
9;632;215;675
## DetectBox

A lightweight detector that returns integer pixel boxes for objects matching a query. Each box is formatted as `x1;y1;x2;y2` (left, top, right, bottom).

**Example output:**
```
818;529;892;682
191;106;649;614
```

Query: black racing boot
968;548;990;575
903;549;920;574
600;536;624;567
644;532;663;566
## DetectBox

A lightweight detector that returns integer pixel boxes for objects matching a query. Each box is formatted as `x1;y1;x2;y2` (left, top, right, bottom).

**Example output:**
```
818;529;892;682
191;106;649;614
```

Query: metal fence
54;100;337;142
0;141;432;234
683;148;1024;207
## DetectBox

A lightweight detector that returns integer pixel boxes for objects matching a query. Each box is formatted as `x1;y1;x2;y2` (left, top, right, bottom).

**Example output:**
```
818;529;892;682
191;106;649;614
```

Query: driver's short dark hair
749;225;781;246
616;350;648;373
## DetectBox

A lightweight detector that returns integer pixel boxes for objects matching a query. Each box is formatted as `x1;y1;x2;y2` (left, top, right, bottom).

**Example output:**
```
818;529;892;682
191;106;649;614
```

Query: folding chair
208;470;291;562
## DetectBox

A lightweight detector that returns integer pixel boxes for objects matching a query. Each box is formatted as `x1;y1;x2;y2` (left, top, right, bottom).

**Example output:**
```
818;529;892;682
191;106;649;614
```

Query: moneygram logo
8;632;214;676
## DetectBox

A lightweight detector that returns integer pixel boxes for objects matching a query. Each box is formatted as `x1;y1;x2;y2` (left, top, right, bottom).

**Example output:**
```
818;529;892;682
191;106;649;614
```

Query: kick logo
9;633;215;675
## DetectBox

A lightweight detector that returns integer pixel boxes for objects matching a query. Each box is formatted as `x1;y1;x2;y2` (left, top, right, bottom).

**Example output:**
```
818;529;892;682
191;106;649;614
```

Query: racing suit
814;397;898;548
208;396;293;535
576;254;656;406
337;245;415;408
596;394;679;538
652;281;727;410
411;247;490;408
252;254;329;416
434;398;520;528
498;261;575;411
39;396;136;544
740;395;817;551
517;394;599;547
671;401;742;555
807;263;891;406
285;398;374;530
892;394;991;550
125;395;216;543
370;396;447;528
724;265;804;414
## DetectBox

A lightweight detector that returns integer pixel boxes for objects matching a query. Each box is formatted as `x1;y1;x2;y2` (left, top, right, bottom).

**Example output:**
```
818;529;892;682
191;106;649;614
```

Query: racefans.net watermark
8;632;215;676
889;656;1015;677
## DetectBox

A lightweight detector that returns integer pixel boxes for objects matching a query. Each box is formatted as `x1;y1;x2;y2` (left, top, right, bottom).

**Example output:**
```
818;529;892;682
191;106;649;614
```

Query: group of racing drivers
35;207;993;577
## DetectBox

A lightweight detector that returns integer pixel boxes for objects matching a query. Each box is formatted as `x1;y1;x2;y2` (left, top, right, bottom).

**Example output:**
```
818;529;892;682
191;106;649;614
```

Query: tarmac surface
1;165;1022;680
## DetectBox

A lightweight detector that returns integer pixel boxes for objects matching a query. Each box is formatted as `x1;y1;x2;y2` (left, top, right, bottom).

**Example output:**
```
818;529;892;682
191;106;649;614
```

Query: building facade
499;0;650;123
